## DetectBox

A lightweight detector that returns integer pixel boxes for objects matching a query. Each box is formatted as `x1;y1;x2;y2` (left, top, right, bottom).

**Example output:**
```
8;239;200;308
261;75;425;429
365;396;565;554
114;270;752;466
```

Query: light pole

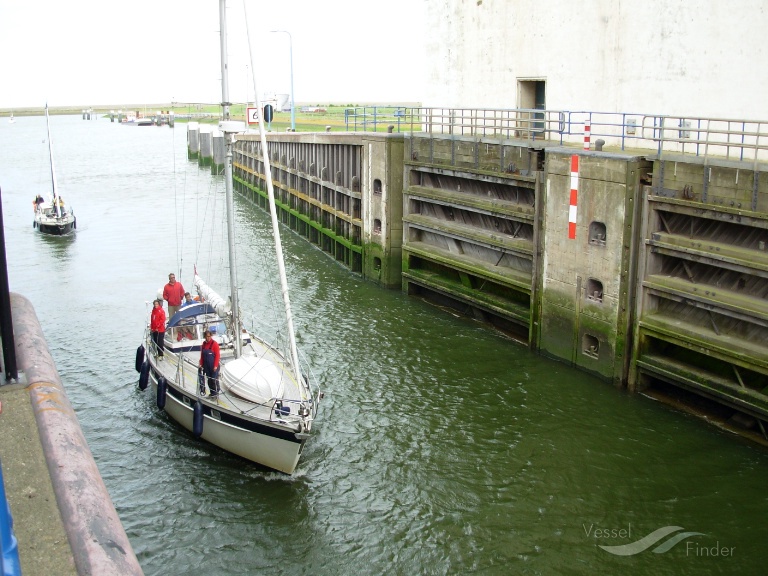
270;30;295;131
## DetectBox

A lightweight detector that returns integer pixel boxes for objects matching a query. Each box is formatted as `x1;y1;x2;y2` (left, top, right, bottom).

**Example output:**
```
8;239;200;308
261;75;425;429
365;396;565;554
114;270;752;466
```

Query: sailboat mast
45;104;61;218
219;0;242;358
242;1;302;384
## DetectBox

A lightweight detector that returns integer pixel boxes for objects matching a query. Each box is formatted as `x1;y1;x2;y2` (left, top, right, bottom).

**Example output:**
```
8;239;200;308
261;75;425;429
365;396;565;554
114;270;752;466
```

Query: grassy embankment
178;103;415;133
4;103;418;133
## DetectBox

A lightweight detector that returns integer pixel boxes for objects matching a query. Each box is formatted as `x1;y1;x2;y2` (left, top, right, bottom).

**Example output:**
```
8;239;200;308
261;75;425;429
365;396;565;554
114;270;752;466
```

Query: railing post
703;118;711;163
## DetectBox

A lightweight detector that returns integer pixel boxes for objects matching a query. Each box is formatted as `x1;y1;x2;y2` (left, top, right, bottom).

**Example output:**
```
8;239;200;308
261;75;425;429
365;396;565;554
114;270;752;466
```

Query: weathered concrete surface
5;293;143;575
0;382;76;575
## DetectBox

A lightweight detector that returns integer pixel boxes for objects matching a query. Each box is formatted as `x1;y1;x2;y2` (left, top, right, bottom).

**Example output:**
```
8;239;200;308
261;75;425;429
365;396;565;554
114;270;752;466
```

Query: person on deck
199;330;221;398
150;299;166;359
177;292;197;341
163;273;185;322
181;292;196;308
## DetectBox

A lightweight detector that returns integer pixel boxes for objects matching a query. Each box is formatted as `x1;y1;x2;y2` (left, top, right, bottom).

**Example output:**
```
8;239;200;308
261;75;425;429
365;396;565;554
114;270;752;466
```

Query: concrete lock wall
401;134;540;341
538;150;651;384
361;134;404;287
630;156;768;423
219;109;768;435
231;132;404;288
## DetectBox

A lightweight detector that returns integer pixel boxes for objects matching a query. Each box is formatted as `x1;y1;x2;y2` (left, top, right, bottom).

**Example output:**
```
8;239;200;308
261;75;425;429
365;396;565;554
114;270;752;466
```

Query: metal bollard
595;139;605;152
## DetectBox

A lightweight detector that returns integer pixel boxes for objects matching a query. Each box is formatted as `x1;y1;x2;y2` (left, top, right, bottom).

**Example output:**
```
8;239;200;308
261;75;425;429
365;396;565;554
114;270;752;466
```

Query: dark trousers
207;369;220;395
200;349;219;395
151;331;165;357
198;367;220;396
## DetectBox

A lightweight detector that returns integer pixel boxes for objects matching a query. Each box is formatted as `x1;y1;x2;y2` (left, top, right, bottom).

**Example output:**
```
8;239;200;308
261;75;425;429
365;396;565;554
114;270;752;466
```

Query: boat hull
35;211;76;236
36;219;75;235
146;348;307;474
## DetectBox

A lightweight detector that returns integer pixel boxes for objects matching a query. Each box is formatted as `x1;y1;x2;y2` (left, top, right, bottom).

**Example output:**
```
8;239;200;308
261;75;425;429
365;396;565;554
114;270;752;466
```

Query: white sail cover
193;274;231;318
221;356;285;404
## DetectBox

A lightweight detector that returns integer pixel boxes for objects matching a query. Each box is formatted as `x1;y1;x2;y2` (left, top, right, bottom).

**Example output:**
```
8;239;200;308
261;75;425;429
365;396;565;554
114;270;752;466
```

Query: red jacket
163;281;185;307
150;306;166;332
200;338;220;371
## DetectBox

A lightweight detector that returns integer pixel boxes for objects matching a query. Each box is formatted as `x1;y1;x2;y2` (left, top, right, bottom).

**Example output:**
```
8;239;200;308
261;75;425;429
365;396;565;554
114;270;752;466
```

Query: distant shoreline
1;101;422;117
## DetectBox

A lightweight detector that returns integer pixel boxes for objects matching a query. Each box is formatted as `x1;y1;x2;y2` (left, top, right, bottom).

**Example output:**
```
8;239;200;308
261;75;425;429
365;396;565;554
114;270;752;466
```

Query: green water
1;115;766;575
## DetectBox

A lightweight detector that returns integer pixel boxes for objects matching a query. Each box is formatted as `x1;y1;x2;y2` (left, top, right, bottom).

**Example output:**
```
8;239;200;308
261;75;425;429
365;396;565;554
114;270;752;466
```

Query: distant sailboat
33;104;76;235
8;113;14;124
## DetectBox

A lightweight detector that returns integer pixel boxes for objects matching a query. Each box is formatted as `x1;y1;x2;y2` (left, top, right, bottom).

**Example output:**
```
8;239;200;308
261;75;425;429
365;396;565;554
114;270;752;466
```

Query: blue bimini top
167;302;218;327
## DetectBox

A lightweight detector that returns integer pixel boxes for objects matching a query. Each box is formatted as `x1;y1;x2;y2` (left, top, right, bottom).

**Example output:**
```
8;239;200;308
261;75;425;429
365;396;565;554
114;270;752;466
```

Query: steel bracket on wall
702;166;710;203
753;171;760;211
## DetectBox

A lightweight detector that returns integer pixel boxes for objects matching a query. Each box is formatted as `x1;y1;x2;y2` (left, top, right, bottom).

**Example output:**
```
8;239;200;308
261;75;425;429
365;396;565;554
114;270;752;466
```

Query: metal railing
344;106;414;133
343;106;768;164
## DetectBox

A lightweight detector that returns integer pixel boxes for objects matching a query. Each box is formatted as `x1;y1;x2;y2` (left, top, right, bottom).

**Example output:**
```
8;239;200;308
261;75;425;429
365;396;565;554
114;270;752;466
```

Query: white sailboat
33;104;76;235
135;0;320;474
8;113;14;124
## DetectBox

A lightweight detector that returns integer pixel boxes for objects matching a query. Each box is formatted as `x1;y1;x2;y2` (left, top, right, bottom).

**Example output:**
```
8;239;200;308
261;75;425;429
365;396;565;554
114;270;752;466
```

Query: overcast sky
0;0;426;108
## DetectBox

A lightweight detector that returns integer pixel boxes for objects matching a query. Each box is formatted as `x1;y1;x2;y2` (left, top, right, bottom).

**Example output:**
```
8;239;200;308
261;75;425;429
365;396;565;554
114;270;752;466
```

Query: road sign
263;104;274;123
246;107;260;124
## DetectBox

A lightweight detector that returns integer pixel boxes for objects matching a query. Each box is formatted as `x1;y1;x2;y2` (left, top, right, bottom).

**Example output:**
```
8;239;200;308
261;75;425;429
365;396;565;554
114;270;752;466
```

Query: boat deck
150;333;307;426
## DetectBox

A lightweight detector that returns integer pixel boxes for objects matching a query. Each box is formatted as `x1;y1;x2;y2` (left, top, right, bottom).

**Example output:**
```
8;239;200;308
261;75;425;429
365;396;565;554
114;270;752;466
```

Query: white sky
0;0;426;108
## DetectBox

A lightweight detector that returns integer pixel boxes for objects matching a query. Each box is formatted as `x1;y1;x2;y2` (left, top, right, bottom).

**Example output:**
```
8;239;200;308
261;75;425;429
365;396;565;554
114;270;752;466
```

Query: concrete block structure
220;110;768;437
212;131;225;175
187;122;200;160
198;127;213;167
231;132;404;288
539;151;650;384
402;134;540;341
423;0;768;122
405;0;768;434
214;0;768;437
632;156;768;425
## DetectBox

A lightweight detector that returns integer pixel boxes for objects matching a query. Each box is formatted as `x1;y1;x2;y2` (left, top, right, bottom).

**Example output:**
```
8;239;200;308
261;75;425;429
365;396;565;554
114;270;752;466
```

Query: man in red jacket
199;330;221;397
163;272;185;321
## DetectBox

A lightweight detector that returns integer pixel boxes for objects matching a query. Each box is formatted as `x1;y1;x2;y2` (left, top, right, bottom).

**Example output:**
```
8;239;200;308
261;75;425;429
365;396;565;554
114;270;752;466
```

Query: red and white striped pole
569;155;579;240
583;119;591;150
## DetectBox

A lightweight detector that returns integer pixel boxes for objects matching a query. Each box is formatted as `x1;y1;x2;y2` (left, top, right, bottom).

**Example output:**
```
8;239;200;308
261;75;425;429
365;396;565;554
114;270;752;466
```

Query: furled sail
193;273;231;318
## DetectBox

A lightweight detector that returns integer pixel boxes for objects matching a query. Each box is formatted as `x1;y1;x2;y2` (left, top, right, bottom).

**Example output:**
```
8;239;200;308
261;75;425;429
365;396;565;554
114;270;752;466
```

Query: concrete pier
198;127;213;167
0;294;142;575
212;131;224;175
187;122;200;160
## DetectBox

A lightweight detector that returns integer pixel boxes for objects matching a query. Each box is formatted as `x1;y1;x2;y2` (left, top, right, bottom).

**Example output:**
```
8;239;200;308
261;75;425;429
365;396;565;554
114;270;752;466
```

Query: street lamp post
270;30;295;131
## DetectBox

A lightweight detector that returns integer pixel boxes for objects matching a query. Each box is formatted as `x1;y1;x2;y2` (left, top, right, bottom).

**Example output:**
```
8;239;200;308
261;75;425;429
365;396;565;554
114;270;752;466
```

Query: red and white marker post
569;155;579;240
583;119;591;150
